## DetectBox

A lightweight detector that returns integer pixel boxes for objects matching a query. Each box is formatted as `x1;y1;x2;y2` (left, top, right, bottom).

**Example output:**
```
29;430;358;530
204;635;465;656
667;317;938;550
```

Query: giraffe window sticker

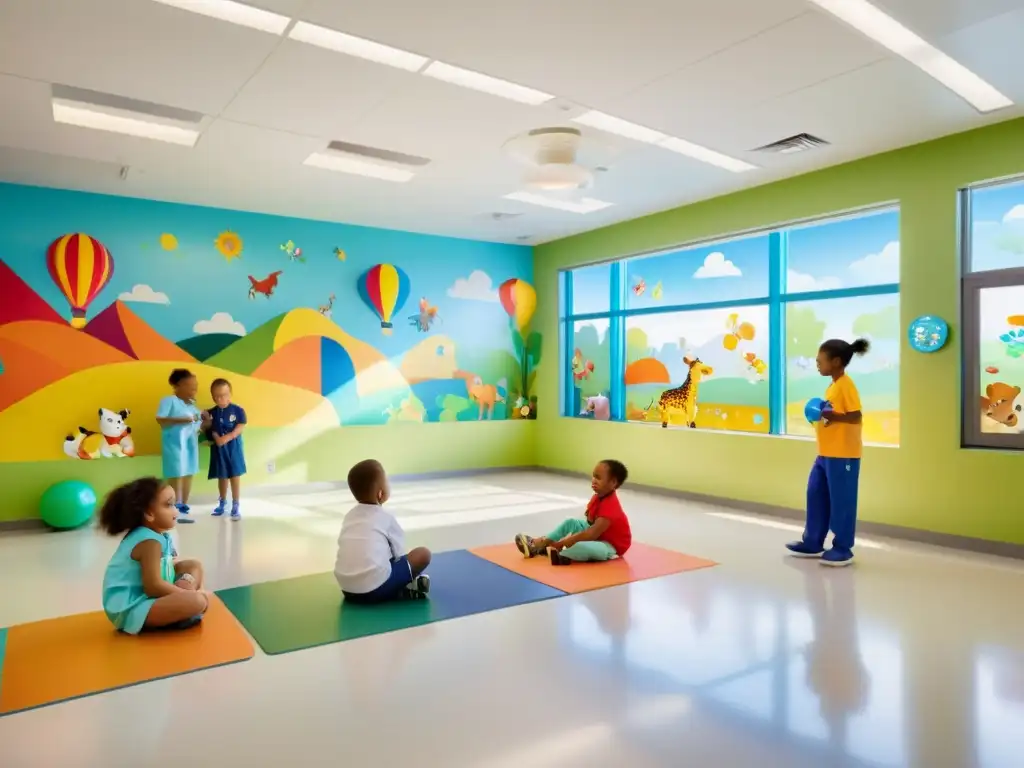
657;356;714;428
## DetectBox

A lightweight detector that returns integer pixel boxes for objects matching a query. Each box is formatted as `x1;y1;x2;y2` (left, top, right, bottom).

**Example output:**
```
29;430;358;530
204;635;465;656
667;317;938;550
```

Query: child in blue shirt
206;378;247;520
156;369;210;524
100;477;209;633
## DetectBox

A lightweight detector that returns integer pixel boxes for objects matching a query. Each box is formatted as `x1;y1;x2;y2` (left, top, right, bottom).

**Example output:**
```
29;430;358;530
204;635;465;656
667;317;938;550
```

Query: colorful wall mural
0;183;537;464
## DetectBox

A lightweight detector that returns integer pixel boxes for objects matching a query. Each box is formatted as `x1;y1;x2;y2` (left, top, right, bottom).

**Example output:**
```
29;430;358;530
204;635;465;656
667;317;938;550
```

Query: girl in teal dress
100;477;209;633
156;369;210;524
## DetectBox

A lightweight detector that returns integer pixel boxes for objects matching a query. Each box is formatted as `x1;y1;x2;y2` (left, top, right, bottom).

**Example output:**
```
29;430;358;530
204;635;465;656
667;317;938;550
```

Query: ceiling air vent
325;140;431;167
752;133;830;155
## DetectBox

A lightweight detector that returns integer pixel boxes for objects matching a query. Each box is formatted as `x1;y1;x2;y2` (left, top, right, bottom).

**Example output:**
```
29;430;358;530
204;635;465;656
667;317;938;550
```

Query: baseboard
0;519;47;532
537;467;1024;561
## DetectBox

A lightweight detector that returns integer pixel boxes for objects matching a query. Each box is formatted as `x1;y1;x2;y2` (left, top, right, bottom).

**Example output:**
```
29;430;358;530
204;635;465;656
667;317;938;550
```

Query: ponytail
820;337;870;367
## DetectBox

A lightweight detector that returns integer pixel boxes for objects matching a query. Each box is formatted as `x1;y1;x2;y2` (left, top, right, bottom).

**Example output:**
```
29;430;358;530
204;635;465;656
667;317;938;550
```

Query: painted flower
214;230;243;261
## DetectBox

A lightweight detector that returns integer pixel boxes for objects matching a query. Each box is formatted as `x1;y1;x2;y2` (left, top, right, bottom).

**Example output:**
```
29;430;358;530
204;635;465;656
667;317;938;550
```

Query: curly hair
168;368;195;386
98;477;166;535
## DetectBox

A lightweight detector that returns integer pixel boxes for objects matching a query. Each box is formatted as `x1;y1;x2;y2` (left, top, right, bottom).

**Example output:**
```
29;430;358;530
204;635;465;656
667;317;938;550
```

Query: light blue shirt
102;527;175;634
157;395;201;478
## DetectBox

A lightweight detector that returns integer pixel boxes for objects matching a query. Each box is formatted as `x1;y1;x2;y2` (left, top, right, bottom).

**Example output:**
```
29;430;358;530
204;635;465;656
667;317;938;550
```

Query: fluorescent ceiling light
504;191;612;214
304;152;415;182
288;21;428;72
52;102;200;147
658;136;757;173
573;110;755;173
422;62;554;106
148;0;291;35
807;0;1012;113
572;111;666;144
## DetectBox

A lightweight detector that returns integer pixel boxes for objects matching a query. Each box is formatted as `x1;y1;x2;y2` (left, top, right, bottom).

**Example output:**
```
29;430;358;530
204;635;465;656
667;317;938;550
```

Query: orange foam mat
0;596;254;716
468;543;717;594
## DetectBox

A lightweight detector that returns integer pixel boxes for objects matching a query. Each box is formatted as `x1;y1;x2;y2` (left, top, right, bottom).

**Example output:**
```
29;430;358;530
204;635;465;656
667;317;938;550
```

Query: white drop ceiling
0;0;1021;244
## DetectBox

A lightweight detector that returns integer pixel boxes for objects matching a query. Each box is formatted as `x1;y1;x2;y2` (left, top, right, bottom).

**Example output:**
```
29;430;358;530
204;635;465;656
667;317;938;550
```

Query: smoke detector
503;127;599;192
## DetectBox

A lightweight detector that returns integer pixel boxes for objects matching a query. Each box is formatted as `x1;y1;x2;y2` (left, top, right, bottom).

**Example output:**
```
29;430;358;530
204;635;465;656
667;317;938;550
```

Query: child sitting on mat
100;477;210;633
334;459;432;603
515;459;632;565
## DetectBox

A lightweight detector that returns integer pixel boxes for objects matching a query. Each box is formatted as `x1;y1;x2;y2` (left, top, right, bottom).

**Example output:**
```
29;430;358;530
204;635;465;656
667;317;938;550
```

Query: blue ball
805;397;829;424
40;480;97;530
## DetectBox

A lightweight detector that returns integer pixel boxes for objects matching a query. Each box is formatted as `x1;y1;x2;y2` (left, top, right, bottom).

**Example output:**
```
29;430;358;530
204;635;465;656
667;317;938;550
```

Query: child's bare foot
514;534;548;558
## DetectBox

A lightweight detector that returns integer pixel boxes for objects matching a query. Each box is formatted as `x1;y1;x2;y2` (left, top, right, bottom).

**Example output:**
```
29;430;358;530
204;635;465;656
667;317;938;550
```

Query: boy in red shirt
515;459;631;565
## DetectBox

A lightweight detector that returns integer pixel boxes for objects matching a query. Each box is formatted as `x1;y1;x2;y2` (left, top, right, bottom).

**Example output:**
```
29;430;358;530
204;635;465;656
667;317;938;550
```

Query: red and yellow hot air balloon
358;263;411;335
46;233;114;329
498;278;537;334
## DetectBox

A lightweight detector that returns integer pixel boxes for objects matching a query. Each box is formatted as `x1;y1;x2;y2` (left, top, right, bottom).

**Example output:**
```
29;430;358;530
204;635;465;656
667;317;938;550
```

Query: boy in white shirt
335;459;432;602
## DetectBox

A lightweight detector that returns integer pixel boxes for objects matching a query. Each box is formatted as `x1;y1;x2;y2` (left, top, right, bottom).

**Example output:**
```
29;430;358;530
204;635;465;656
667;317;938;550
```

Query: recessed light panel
288;22;429;72
148;0;291;34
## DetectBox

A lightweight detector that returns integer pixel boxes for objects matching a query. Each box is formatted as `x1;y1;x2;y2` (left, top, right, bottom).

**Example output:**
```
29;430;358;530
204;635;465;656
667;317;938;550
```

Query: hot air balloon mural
358;263;410;335
46;233;114;329
499;278;541;419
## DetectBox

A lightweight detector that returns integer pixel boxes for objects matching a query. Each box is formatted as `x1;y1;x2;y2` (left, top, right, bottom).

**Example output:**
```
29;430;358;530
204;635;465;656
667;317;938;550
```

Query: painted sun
214;230;243;261
159;233;178;251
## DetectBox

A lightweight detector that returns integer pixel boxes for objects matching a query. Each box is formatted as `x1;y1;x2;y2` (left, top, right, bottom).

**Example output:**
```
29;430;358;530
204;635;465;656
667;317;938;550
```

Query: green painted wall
0;421;534;523
534;118;1024;545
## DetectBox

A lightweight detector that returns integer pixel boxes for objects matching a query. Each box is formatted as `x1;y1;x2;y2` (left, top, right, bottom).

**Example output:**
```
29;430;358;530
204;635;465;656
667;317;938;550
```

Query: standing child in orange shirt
787;338;870;567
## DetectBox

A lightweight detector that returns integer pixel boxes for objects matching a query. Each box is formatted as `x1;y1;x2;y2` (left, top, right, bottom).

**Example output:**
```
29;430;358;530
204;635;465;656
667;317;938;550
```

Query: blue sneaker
230;502;241;521
212;499;226;517
821;548;854;567
175;503;195;524
786;540;824;558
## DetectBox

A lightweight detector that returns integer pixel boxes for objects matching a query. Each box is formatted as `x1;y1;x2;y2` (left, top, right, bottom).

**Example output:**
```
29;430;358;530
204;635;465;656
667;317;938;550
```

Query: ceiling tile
936;8;1024;106
612;12;887;141
868;0;1024;38
0;0;282;114
300;0;810;106
221;40;420;138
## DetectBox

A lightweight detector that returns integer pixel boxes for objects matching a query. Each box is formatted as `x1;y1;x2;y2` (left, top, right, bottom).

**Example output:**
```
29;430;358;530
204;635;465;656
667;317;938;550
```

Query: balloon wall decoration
499;278;541;419
46;233;114;329
498;278;537;334
358;263;411;336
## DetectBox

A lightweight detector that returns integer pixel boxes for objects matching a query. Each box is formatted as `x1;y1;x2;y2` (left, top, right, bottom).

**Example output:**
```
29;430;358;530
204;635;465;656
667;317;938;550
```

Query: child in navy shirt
206;378;247;521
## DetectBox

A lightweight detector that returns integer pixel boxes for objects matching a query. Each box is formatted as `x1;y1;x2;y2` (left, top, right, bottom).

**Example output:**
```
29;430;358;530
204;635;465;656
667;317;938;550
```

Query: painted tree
853;304;899;339
786;305;827;360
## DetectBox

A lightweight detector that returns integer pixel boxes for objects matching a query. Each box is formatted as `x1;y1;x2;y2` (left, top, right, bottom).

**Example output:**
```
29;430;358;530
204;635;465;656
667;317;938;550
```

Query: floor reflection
975;646;1024;766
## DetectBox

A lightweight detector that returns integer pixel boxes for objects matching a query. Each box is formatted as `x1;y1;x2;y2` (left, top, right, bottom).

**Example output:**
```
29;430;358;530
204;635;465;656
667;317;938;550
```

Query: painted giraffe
658;356;714;428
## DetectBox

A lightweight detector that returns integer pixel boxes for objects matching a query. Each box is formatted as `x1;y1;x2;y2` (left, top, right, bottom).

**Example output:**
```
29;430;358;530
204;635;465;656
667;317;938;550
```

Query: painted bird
248;271;283;299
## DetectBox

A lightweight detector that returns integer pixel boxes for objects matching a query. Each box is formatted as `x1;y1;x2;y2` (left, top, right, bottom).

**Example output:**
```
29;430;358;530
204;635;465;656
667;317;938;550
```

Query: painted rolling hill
85;301;195;362
176;333;241;361
208;308;407;397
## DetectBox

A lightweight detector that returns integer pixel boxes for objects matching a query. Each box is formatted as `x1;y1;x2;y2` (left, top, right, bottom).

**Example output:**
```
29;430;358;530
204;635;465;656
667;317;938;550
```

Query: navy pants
803;456;860;554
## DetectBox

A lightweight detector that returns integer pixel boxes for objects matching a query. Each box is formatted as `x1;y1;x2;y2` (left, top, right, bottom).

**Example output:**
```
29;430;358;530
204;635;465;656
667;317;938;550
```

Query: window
785;295;900;444
560;207;901;445
625;306;770;432
962;177;1024;449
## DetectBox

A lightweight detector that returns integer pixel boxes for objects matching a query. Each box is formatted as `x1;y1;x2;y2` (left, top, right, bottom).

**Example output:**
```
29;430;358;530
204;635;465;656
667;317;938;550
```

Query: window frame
559;204;901;442
960;174;1024;450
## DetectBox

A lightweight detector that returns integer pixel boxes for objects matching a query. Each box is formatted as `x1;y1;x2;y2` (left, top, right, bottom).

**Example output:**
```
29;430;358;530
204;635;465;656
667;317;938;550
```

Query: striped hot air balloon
358;263;410;336
46;233;114;329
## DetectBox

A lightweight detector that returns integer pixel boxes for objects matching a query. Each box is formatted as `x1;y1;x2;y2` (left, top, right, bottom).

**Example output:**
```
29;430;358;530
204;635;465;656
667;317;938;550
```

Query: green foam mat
216;549;566;655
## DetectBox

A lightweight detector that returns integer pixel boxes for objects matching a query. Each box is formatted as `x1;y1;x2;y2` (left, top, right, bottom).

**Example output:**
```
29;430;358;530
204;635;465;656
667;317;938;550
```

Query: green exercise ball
40;480;97;530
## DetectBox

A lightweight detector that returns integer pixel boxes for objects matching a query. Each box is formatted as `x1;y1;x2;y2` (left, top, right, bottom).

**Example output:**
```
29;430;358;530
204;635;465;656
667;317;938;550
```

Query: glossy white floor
1;471;1023;767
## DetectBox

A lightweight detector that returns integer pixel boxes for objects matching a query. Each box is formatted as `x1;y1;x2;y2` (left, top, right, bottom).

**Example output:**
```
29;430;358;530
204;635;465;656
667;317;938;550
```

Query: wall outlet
266;461;276;474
